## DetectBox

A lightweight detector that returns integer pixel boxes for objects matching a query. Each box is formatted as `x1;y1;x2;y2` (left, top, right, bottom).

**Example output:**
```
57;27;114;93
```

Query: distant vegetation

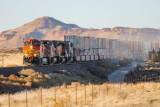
149;49;160;62
125;64;160;83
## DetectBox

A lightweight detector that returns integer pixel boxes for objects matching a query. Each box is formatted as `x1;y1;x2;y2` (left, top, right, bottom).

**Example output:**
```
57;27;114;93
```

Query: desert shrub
19;69;35;76
8;74;17;81
0;75;7;80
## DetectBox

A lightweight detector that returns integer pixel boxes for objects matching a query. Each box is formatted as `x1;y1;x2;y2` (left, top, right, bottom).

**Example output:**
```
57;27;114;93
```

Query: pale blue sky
0;0;160;33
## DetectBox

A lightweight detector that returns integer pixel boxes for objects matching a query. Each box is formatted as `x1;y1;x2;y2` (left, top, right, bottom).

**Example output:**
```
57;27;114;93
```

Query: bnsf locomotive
23;39;74;65
23;39;40;63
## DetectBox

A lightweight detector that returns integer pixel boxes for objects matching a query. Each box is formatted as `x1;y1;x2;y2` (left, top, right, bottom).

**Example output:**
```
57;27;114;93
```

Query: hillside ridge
0;16;160;48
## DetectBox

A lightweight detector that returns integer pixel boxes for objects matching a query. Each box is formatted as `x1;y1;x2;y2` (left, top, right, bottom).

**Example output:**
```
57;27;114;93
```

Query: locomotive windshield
24;42;31;46
32;42;40;46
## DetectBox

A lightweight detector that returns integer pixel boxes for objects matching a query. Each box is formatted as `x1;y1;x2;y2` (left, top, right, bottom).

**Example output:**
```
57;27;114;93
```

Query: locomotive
23;39;74;65
23;39;40;63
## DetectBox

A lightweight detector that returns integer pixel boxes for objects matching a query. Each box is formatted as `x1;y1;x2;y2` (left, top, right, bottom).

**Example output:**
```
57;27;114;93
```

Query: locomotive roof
24;39;40;42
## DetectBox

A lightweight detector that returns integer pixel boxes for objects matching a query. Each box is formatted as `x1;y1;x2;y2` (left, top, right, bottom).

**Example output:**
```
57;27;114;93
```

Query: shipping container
89;49;94;55
73;36;80;49
80;50;85;56
85;49;89;56
64;35;80;49
89;37;94;49
112;39;118;50
95;55;98;60
105;49;110;56
98;38;103;48
84;37;90;49
122;40;129;51
93;49;98;55
102;38;106;49
119;40;123;50
80;37;85;50
98;49;103;55
144;42;151;53
135;41;139;50
102;49;106;55
129;41;135;51
94;37;98;49
109;39;113;49
106;39;109;49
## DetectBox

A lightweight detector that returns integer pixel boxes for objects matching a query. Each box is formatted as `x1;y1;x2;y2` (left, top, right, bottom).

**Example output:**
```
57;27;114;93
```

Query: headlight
25;54;28;57
33;54;37;57
30;46;33;49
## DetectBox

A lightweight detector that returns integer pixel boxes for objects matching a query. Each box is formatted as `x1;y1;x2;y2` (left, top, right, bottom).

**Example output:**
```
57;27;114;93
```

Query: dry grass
0;53;23;67
0;82;160;107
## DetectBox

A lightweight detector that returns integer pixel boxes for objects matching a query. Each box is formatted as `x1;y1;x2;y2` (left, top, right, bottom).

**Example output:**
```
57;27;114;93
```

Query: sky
0;0;160;33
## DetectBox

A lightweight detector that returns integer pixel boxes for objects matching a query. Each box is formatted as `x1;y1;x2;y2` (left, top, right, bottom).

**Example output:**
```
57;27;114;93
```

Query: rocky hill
0;16;160;48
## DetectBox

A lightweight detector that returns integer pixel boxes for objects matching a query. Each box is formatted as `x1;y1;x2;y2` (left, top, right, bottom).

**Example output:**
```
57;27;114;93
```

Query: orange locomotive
23;39;40;63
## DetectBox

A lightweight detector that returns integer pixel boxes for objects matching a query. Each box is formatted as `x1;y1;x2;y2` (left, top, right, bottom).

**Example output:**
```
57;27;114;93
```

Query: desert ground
0;53;23;67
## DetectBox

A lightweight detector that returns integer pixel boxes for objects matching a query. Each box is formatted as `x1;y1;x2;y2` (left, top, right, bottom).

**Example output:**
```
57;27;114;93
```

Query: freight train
23;35;159;65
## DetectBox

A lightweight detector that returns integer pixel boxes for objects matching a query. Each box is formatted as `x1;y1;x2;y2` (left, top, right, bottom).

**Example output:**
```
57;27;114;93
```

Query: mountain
0;16;160;48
